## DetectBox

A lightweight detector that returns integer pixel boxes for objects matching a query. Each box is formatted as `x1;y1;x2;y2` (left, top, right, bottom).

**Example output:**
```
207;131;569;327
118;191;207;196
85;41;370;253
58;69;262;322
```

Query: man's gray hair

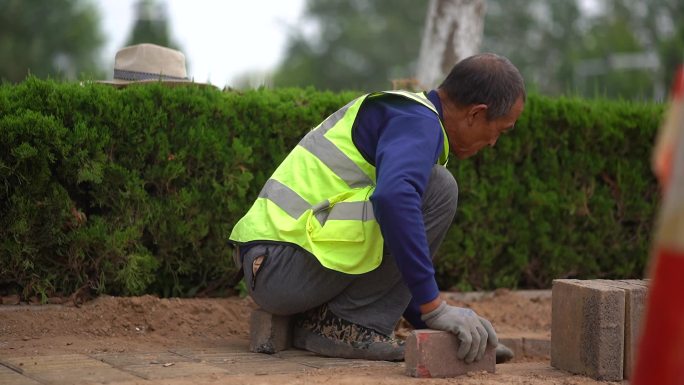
439;53;525;120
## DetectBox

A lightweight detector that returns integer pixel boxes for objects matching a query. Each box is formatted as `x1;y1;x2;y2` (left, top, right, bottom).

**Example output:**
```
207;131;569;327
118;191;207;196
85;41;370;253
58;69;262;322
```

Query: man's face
447;96;525;159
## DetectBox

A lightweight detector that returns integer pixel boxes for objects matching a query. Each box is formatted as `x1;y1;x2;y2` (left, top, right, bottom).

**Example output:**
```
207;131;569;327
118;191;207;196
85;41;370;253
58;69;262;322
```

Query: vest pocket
307;189;372;243
310;218;365;242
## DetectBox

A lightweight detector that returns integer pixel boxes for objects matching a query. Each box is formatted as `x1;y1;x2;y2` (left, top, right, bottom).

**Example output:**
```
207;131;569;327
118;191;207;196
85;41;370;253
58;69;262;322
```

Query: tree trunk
416;0;486;89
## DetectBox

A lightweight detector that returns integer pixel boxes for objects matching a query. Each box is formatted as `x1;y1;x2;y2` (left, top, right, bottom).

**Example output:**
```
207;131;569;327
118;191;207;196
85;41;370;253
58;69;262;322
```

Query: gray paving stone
211;359;311;375
91;351;233;380
0;364;42;385
171;347;285;363
170;347;311;375
3;354;141;384
121;361;233;380
274;349;400;369
523;336;550;358
498;361;571;378
498;335;523;358
496;333;551;360
91;351;192;366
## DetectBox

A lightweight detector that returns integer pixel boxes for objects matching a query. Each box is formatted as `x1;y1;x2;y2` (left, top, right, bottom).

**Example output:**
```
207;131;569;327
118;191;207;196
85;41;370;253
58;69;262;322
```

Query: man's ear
467;104;488;124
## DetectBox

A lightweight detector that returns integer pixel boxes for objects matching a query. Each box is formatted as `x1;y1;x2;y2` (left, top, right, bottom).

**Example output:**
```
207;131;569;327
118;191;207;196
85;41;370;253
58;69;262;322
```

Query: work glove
420;301;498;363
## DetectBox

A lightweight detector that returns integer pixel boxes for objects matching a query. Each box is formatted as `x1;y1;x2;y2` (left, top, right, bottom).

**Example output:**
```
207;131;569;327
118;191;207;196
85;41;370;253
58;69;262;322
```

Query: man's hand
420;301;498;363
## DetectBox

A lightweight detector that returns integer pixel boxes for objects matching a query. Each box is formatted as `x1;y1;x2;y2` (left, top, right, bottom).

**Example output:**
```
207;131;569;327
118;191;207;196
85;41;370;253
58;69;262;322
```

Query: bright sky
97;0;306;88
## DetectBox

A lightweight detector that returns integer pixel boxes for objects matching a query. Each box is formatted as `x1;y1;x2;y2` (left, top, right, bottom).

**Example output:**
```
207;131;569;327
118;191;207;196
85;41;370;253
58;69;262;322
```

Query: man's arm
371;111;443;308
353;95;444;311
355;97;496;363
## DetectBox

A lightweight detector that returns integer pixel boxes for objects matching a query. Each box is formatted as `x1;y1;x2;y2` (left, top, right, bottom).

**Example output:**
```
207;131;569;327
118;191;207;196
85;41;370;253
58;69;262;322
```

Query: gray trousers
241;165;458;336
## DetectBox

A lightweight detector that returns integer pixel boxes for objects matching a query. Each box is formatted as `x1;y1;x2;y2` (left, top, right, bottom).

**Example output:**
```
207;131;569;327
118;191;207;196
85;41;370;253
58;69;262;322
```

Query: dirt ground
0;290;622;384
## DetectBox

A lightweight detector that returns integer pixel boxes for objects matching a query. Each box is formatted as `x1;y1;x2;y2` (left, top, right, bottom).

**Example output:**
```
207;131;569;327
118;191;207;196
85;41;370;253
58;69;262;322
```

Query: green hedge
438;95;662;290
0;78;664;299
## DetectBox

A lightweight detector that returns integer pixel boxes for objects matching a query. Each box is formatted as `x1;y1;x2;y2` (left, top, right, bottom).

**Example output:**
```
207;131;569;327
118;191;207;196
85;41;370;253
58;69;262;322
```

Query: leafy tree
125;0;180;50
483;0;684;100
610;0;684;92
483;0;587;96
273;0;428;91
275;0;684;99
0;0;104;83
577;15;655;99
661;23;684;90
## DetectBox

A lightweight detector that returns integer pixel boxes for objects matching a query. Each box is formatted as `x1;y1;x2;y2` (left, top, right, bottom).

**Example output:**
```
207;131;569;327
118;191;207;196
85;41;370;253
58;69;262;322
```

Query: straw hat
98;43;210;87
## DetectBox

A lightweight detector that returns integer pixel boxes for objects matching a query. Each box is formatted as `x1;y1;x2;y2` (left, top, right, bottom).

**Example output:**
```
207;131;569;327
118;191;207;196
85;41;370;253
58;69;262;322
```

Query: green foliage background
0;0;104;83
437;96;662;290
273;0;426;91
272;0;683;100
124;0;181;51
0;79;663;299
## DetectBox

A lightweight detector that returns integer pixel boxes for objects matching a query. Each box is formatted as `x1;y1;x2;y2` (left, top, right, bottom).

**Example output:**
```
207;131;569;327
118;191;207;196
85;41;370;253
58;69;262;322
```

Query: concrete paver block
171;347;311;375
596;279;648;379
551;279;625;381
0;364;42;385
523;336;550;358
274;349;399;369
405;330;495;378
249;309;293;354
498;335;523;359
91;351;232;380
3;354;141;384
499;333;550;360
1;295;21;305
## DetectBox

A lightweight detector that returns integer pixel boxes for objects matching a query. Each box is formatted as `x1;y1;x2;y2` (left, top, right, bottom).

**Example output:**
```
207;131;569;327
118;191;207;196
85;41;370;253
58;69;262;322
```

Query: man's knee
427;165;458;209
243;244;346;316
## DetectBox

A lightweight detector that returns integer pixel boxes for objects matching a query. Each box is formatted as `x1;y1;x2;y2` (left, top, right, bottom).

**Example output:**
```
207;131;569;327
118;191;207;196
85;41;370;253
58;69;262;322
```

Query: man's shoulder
362;92;439;120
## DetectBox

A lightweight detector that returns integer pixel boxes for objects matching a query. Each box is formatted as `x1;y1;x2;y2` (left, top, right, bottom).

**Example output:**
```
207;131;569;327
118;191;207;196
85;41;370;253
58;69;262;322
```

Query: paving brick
405;330;495;378
1;295;20;305
551;279;625;381
90;351;234;380
499;333;550;360
498;335;523;359
0;364;42;385
523;336;550;359
3;354;141;384
274;349;399;369
596;279;648;379
249;309;293;354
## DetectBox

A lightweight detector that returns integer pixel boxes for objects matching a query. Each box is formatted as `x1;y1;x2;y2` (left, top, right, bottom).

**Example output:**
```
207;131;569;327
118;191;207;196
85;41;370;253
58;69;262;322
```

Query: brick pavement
0;338;400;385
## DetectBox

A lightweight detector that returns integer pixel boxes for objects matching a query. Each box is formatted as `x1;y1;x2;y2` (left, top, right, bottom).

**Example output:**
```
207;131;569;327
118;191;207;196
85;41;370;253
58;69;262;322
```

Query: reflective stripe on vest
259;180;375;224
229;90;450;274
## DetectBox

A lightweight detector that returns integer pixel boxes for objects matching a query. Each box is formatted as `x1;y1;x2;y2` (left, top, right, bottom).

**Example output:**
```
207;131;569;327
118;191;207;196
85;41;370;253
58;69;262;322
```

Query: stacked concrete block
596;279;648;379
405;330;495;378
498;335;524;358
249;309;293;354
523;336;550;358
498;333;550;360
551;280;625;380
551;279;648;381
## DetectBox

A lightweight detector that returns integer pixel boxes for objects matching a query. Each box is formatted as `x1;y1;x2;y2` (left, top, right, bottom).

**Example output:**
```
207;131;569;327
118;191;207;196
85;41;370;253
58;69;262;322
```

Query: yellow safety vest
229;91;450;274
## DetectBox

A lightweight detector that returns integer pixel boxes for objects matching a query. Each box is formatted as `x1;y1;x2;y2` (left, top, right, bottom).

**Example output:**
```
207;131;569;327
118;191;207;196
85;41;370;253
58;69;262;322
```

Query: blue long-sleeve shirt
353;90;447;328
